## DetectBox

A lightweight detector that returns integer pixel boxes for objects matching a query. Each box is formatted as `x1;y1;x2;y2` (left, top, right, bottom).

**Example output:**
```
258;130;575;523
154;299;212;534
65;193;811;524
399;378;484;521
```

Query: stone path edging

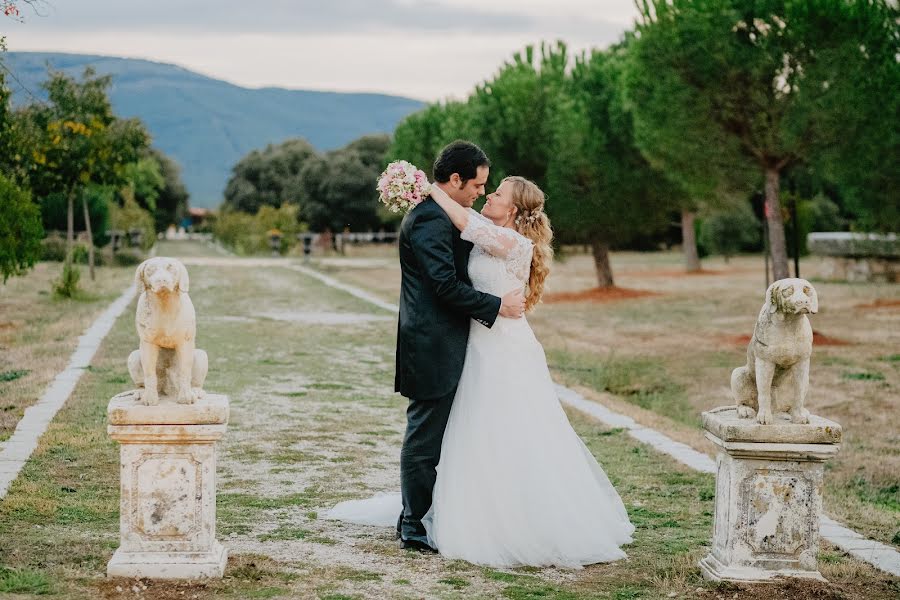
288;260;900;578
285;263;401;313
553;384;717;473
819;516;900;577
0;282;138;498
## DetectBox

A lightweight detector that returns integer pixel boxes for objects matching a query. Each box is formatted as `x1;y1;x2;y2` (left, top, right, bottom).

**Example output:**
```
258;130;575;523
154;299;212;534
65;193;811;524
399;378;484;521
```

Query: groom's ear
449;173;462;187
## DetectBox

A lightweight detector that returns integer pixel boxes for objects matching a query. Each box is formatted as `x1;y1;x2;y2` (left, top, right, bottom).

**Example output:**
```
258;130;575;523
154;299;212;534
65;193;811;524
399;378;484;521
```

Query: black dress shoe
399;538;438;553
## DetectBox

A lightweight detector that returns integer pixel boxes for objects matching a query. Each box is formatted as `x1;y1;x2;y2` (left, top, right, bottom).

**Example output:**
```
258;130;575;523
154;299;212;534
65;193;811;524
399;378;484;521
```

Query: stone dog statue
732;278;818;425
128;257;207;405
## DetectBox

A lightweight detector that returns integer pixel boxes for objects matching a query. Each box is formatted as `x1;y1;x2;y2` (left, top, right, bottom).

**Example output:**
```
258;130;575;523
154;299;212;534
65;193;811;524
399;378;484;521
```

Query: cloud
7;30;611;101
6;1;637;99
14;0;629;38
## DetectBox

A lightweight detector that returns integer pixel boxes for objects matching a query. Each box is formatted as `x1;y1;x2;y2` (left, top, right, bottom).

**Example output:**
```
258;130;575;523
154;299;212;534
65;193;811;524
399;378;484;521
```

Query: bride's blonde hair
503;176;553;312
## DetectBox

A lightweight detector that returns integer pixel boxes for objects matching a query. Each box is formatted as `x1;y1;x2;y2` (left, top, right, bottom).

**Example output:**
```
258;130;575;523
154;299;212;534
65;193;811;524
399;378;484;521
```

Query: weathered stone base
699;551;826;583
106;393;229;581
107;542;227;579
700;407;841;583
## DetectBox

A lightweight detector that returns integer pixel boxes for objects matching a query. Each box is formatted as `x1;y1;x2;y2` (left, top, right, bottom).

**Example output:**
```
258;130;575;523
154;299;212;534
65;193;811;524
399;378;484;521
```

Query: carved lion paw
790;407;810;424
756;407;774;425
736;405;756;419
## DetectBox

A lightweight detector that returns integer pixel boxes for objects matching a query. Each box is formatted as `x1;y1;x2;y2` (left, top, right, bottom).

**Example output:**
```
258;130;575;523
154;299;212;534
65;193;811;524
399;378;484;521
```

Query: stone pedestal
699;406;841;583
106;392;229;579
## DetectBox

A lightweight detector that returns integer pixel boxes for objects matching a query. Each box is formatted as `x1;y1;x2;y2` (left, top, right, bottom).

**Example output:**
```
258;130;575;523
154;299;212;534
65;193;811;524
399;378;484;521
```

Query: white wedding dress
328;210;634;568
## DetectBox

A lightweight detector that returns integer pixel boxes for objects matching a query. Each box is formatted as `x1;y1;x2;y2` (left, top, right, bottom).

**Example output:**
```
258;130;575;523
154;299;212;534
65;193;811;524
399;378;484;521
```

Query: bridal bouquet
376;160;431;214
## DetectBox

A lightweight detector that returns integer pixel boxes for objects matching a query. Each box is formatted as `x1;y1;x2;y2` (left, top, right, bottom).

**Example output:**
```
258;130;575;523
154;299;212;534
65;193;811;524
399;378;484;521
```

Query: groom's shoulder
406;197;448;226
414;195;439;215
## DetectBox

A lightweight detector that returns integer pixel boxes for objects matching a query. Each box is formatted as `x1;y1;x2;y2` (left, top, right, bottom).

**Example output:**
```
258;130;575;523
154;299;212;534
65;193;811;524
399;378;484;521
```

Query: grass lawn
310;248;900;548
0;261;135;442
0;241;896;599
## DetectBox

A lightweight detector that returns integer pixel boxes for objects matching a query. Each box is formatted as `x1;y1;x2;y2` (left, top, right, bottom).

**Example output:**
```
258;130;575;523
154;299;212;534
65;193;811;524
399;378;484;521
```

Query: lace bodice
461;209;533;297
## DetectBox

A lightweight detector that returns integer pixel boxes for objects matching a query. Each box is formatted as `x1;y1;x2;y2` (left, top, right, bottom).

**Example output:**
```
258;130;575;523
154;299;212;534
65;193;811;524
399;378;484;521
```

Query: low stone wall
807;232;898;283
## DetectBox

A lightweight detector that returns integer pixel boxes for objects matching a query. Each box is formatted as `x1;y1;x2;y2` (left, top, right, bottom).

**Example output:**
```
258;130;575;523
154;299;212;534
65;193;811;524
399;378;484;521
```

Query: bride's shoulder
467;210;529;240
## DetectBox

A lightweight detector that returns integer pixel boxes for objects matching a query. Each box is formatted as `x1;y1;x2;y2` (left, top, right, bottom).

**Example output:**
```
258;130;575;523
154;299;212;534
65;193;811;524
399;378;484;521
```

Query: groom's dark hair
433;140;490;184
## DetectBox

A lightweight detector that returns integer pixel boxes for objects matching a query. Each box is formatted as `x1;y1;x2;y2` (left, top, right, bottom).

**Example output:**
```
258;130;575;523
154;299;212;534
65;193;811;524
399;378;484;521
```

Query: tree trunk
681;209;701;272
66;189;75;266
590;238;614;288
764;167;789;280
82;193;96;281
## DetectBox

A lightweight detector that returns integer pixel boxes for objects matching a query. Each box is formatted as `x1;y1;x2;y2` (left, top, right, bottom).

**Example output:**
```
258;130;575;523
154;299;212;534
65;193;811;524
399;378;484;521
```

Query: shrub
112;250;144;266
256;204;303;255
53;258;81;298
212;205;305;255
699;201;761;262
41;234;104;265
790;193;846;255
40;233;68;262
0;174;43;282
212;209;258;255
109;191;156;252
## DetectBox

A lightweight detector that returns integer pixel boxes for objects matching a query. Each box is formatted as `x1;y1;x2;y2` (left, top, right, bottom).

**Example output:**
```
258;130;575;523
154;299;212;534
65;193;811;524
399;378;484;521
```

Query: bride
329;176;634;568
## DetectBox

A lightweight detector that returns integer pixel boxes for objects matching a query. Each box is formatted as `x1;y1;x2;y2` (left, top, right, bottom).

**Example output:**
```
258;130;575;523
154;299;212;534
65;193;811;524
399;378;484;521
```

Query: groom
395;140;525;551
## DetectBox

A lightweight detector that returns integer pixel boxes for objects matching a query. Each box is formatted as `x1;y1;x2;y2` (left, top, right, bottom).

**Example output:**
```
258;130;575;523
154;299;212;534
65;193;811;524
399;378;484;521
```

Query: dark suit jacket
394;197;501;400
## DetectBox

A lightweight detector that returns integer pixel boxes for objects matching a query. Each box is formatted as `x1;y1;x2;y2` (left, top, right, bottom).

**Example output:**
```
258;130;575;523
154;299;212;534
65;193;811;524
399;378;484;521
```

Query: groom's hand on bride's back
499;290;526;319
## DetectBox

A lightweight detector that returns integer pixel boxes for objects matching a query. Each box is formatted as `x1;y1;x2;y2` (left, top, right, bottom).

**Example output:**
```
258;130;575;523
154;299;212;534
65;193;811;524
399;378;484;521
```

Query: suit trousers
397;387;457;545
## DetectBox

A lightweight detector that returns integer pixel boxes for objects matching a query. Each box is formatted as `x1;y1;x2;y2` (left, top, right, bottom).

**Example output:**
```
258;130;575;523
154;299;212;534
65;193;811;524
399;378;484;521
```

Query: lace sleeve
461;209;533;280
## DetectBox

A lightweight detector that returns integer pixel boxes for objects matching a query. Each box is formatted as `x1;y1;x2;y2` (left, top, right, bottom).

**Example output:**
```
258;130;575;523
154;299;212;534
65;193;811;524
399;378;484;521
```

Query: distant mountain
4;52;425;208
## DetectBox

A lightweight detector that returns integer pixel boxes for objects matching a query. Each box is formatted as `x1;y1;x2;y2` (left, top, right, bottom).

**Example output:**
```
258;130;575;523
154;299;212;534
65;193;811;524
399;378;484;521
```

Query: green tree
122;156;164;213
0;71;29;183
39;187;110;247
0;72;13;171
389;101;473;179
223;138;317;213
0;172;43;282
342;133;391;169
149;148;190;232
623;26;751;273
547;47;678;287
300;135;391;233
812;1;899;232
468;42;568;189
19;68;149;279
627;0;892;280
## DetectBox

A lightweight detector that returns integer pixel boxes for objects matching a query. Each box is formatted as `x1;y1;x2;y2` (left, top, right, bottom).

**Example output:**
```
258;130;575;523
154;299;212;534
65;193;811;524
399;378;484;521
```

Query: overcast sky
5;0;640;100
